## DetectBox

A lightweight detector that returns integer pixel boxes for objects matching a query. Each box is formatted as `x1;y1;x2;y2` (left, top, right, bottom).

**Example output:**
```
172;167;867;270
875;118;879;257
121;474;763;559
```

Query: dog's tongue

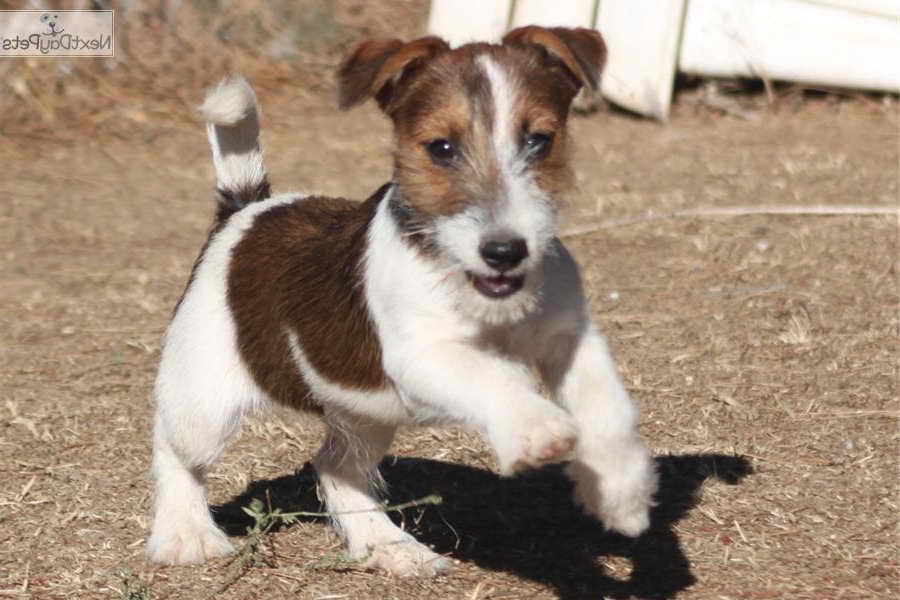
472;274;524;299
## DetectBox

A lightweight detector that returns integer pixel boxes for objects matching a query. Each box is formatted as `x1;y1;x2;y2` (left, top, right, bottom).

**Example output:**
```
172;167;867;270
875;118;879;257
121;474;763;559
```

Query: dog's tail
200;76;271;221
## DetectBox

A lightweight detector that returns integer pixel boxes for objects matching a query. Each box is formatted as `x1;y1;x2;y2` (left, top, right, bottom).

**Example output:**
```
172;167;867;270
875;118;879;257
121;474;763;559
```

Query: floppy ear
502;26;607;91
337;36;450;111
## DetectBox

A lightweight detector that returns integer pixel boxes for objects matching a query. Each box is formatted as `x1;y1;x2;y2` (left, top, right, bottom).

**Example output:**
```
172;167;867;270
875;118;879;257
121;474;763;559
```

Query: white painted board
806;0;900;18
595;0;687;120
427;0;513;47
679;0;900;93
510;0;595;29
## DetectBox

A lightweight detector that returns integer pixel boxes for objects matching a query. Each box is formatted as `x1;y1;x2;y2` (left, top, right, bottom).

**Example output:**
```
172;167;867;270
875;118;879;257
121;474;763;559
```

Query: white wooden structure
428;0;900;120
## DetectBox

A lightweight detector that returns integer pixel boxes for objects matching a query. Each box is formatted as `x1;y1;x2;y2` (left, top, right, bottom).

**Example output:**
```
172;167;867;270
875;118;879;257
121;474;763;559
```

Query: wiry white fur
367;192;576;473
285;330;409;424
367;191;657;521
433;205;542;325
288;319;455;575
477;54;518;167
478;53;557;266
149;74;657;575
148;192;299;565
428;53;558;325
148;187;456;571
312;420;453;575
201;76;266;194
546;322;658;536
200;76;259;125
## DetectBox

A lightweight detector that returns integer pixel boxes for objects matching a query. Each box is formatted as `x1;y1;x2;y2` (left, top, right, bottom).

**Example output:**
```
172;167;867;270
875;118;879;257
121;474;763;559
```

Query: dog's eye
425;139;457;165
524;132;554;162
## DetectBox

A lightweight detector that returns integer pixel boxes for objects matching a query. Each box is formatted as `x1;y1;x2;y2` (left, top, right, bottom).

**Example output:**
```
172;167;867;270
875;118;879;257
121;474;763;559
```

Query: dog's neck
386;183;439;256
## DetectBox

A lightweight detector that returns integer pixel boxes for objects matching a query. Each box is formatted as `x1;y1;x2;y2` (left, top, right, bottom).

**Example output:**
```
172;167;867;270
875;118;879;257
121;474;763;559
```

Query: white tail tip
200;76;259;126
201;76;269;219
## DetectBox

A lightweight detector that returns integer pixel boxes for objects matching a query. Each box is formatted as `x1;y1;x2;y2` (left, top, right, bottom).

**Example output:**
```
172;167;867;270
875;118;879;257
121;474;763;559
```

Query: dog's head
338;27;606;324
40;12;60;33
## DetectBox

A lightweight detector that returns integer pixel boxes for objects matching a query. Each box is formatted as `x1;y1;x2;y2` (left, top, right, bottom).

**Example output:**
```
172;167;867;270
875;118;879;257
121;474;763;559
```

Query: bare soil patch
1;4;897;600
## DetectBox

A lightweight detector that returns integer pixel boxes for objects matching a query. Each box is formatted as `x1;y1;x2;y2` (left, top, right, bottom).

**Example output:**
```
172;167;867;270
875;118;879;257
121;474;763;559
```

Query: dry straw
563;204;900;238
0;0;345;140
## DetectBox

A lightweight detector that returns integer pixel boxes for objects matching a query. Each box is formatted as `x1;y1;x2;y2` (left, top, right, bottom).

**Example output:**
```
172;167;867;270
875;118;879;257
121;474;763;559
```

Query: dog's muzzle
469;236;528;298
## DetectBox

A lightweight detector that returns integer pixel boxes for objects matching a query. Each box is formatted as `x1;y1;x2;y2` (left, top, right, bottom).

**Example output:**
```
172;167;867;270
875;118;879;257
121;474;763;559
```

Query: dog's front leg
541;324;658;537
389;343;578;474
313;419;453;576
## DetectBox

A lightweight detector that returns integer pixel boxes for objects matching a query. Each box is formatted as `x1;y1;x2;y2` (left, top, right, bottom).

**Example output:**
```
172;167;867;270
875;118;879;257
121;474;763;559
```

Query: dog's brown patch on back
227;186;390;412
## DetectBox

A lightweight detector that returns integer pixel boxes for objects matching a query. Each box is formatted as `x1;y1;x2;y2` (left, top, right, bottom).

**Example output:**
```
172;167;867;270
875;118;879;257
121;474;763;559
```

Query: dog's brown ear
502;26;606;91
338;36;450;111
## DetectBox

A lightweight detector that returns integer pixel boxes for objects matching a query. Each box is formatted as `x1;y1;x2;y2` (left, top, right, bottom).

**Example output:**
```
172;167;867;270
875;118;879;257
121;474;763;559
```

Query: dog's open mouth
468;272;525;299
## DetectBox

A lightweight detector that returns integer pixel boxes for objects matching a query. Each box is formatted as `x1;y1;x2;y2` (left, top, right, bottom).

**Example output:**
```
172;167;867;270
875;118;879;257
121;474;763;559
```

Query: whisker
400;226;437;239
430;264;463;291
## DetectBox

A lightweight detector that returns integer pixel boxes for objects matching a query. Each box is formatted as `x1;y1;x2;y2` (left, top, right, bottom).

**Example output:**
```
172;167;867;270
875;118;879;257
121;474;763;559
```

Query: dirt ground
1;9;898;600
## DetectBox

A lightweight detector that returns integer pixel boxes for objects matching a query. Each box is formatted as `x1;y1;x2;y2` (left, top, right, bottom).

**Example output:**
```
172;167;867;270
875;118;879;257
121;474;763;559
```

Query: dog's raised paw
495;408;578;475
147;522;234;565
357;538;454;577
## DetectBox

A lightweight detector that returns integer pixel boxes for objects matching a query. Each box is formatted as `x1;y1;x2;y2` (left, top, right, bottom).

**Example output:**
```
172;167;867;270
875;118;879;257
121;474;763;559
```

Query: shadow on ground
213;453;752;599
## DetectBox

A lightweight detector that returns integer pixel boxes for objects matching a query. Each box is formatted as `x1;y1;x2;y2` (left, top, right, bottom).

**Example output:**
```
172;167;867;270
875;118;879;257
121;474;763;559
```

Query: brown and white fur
147;27;657;576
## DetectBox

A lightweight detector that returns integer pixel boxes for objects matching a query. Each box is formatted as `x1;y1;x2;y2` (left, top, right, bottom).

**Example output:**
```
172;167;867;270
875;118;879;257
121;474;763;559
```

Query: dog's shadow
213;453;752;599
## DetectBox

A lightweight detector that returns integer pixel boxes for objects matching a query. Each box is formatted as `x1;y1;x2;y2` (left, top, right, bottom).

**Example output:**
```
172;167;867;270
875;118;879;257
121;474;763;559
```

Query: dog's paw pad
147;523;234;565
535;432;576;462
359;539;454;577
503;414;578;474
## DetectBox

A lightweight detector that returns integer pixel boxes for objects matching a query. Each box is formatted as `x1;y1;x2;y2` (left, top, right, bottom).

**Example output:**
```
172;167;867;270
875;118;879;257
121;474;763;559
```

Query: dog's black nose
480;237;528;272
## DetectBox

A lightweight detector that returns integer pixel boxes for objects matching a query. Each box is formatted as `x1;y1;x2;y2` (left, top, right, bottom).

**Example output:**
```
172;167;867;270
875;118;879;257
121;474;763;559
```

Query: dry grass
1;2;898;599
0;0;428;140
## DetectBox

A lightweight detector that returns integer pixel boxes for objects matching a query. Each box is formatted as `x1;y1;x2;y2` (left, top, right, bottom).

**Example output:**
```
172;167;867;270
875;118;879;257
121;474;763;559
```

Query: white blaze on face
475;53;556;267
430;51;559;325
476;53;520;177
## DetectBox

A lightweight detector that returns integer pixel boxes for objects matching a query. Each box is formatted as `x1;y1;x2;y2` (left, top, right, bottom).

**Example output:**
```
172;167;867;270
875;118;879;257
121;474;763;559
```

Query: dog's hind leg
146;297;261;564
146;417;237;564
146;349;257;564
313;418;453;576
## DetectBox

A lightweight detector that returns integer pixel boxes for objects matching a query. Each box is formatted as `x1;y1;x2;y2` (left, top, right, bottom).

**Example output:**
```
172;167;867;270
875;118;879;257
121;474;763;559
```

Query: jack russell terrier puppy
147;26;657;576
